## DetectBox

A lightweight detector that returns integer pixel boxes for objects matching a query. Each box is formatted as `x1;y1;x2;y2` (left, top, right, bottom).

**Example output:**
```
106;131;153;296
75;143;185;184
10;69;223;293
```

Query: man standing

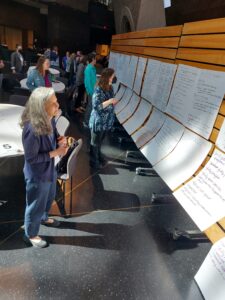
83;53;97;127
11;44;24;74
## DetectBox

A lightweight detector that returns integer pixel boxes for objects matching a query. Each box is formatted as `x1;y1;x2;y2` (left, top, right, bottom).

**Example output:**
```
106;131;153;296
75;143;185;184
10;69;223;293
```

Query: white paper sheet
114;88;133;114
109;51;116;69
216;118;225;152
141;117;185;166
166;64;225;139
141;59;177;111
166;64;198;123
173;149;225;231
195;237;225;300
117;93;140;124
116;53;124;82
115;84;126;101
132;108;166;148
123;99;152;135
126;55;138;90
133;57;147;95
113;80;120;94
155;129;212;191
120;54;131;86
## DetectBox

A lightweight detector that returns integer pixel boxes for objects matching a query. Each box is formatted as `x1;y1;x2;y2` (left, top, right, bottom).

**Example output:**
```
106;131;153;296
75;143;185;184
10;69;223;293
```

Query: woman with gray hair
21;87;68;248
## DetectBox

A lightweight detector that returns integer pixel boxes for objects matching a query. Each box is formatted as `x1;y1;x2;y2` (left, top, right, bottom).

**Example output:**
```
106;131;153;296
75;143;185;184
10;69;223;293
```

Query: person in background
65;53;75;86
83;53;97;127
0;59;4;73
44;47;51;59
20;87;68;248
11;44;24;74
62;51;70;71
26;56;53;91
89;68;118;169
75;50;82;66
50;46;59;67
33;38;39;51
74;55;87;113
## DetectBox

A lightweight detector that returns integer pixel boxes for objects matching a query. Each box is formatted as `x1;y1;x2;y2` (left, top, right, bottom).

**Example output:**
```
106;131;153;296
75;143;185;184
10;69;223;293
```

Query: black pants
83;94;92;125
75;84;85;108
90;130;106;167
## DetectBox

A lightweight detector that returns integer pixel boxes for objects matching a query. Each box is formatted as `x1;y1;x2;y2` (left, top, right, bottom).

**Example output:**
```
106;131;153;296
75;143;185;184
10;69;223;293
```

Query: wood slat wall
111;18;225;244
111;25;183;62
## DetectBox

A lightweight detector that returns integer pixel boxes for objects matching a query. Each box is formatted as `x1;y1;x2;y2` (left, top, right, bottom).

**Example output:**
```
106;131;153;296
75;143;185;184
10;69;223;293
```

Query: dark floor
0;93;209;300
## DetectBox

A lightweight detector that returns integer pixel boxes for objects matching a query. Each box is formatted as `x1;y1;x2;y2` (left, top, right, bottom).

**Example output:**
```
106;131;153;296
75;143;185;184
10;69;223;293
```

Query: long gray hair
20;87;55;135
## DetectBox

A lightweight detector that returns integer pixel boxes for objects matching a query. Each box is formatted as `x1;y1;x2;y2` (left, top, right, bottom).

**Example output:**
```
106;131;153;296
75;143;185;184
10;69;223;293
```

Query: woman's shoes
41;218;61;227
23;235;48;248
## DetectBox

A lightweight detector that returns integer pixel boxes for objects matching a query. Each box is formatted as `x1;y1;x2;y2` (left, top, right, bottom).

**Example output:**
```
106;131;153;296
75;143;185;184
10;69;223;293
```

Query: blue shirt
22;118;59;182
84;64;96;96
26;69;52;92
89;86;115;132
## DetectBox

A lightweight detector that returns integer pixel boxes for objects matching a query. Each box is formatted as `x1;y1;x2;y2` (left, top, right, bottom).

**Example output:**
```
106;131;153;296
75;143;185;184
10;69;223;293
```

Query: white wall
113;0;166;34
137;0;166;30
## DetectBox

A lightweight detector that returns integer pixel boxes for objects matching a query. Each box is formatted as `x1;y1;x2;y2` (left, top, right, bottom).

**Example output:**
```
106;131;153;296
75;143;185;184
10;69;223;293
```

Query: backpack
56;137;79;174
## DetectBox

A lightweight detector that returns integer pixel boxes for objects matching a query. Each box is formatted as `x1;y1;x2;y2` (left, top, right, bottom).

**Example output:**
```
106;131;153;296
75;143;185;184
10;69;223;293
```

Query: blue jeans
24;173;57;238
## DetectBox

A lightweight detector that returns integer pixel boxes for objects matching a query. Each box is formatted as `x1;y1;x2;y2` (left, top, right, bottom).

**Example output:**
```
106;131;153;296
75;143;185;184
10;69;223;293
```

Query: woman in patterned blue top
89;68;118;169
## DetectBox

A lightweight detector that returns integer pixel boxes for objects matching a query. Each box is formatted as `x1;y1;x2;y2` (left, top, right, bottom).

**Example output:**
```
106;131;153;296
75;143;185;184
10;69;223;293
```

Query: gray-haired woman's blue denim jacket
26;69;52;92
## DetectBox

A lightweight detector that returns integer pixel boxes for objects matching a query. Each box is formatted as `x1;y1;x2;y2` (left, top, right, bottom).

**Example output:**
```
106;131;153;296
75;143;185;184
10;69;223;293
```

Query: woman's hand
110;98;119;106
102;98;119;109
56;145;69;157
49;145;69;158
57;136;67;147
0;60;4;69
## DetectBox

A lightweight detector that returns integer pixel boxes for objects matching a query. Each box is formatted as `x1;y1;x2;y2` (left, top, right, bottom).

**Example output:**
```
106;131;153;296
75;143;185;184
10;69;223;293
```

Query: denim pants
84;94;93;125
24;172;57;238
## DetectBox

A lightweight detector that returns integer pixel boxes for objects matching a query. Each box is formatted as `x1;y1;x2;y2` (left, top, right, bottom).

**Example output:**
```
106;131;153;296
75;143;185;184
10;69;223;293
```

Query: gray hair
20;87;55;136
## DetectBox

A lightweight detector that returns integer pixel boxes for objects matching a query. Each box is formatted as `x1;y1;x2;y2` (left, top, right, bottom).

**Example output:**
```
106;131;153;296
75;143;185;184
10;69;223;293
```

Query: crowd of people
0;43;118;248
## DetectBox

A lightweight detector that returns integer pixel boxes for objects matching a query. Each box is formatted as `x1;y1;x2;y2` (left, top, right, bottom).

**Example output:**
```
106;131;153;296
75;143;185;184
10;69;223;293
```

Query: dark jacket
22;118;59;182
76;63;85;86
11;51;24;73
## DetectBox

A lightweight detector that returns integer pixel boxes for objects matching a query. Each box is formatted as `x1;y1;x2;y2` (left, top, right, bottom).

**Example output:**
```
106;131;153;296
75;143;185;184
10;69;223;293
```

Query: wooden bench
110;18;225;244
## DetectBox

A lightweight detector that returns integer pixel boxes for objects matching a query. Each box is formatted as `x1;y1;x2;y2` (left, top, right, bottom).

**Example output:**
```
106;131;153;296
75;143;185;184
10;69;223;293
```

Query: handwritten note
140;117;184;166
108;51;115;69
133;57;147;95
166;64;225;139
132;108;166;148
141;59;177;111
114;88;133;115
173;149;225;231
120;54;131;86
155;129;212;190
123;99;152;135
195;237;225;300
115;84;126;101
117;93;140;124
126;55;138;89
216;118;225;152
